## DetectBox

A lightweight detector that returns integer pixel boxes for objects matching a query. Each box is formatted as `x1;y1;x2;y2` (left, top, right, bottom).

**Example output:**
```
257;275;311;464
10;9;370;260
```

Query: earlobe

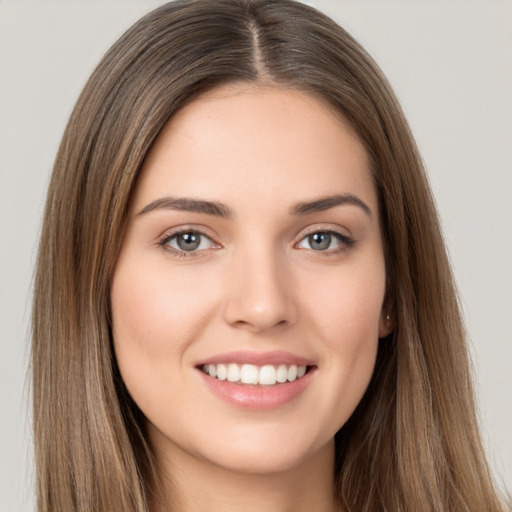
378;311;394;339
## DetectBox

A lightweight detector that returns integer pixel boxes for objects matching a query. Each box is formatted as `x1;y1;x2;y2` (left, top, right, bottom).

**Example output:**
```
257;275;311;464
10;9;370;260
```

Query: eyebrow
290;194;372;217
137;193;371;218
137;197;233;218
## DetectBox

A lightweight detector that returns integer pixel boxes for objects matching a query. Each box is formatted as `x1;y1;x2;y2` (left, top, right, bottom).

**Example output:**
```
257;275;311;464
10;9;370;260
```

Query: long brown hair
32;1;506;510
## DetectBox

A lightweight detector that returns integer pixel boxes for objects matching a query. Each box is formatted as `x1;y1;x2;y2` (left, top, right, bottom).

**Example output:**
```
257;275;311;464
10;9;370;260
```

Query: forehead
133;85;376;214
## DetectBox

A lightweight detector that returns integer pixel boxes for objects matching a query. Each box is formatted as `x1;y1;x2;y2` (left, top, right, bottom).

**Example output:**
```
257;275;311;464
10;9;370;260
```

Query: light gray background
1;1;511;510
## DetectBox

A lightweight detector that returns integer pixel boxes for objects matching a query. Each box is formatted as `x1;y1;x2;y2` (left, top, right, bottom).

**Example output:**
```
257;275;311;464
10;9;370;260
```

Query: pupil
177;232;200;251
309;232;331;250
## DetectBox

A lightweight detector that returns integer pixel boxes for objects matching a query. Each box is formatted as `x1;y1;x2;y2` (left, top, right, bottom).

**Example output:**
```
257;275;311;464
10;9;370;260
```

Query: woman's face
111;85;389;475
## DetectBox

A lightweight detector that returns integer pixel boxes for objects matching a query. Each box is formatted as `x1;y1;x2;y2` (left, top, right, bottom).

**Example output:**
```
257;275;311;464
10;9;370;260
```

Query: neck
152;439;339;512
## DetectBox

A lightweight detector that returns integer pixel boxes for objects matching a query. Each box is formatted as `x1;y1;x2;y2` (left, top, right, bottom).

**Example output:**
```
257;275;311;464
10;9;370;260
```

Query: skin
111;84;390;512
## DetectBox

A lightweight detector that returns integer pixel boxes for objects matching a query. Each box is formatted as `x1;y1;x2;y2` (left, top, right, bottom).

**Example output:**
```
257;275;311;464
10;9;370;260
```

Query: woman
31;0;507;511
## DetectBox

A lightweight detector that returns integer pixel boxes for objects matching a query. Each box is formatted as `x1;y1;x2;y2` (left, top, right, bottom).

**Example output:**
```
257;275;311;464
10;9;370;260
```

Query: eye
160;230;216;255
296;230;353;252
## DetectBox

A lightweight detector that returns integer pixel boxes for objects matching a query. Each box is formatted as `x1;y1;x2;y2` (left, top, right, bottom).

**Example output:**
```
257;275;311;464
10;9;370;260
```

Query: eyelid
294;225;355;252
295;223;352;241
157;225;221;257
156;223;354;258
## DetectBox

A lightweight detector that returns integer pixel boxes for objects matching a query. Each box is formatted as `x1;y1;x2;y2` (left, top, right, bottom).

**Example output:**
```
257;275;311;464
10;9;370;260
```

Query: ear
378;309;394;339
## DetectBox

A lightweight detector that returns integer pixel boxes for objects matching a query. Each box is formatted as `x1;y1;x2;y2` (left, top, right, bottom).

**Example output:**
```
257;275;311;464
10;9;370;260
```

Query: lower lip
197;369;315;411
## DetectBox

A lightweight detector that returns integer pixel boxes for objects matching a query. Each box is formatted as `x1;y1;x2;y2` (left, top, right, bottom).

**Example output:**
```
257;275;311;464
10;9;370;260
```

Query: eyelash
157;227;355;258
296;228;355;255
158;228;218;258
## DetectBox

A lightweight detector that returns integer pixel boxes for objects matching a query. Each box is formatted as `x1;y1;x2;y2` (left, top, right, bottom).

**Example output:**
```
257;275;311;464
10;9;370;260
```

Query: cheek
109;256;217;409
298;259;385;418
303;257;386;346
111;258;214;352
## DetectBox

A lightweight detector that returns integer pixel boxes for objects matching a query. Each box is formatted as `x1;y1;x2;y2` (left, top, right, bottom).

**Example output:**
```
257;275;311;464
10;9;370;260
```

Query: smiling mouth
199;363;314;386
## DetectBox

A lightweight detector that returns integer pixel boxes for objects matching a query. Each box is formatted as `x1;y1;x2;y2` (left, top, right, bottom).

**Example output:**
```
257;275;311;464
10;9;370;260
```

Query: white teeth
216;363;227;381
240;364;259;384
227;363;240;382
259;365;277;385
287;364;298;381
202;363;309;385
276;364;288;383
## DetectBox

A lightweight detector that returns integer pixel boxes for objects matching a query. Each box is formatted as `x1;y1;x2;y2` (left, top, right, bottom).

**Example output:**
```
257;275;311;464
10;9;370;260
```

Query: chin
185;424;335;476
202;449;321;476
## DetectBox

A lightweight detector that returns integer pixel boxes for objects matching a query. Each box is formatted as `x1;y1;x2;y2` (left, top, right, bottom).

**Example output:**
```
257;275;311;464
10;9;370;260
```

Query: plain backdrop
1;1;511;510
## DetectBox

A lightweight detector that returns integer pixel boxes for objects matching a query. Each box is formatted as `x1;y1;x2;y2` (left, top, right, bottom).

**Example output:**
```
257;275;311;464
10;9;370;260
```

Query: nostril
222;270;297;331
227;316;290;332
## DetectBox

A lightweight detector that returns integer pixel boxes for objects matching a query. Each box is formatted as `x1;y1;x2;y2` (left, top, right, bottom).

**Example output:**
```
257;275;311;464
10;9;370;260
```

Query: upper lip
196;350;315;367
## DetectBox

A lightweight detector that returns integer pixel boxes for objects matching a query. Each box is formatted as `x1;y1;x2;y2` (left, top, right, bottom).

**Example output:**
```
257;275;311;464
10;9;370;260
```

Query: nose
222;246;297;333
